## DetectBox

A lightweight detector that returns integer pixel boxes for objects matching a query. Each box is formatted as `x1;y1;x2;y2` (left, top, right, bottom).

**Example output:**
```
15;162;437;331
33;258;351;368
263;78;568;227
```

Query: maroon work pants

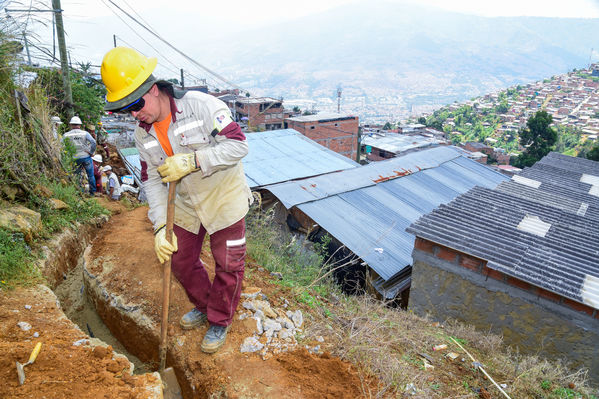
171;218;246;327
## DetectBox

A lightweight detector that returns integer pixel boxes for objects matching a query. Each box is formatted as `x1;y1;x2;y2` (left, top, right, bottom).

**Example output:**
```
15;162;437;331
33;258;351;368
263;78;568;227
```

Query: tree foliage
586;145;599;161
0;24;65;199
34;63;104;127
514;111;557;168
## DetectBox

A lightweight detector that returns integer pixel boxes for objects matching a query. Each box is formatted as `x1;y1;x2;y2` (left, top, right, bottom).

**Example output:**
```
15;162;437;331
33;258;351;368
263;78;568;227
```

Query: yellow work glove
157;153;198;183
154;225;178;264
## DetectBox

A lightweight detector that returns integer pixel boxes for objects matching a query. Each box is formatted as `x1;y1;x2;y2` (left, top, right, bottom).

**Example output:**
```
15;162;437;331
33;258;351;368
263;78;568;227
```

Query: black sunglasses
120;97;145;113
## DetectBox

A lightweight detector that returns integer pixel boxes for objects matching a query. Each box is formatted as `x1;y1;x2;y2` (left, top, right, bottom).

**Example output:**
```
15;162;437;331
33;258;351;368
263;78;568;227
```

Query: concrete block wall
409;237;599;385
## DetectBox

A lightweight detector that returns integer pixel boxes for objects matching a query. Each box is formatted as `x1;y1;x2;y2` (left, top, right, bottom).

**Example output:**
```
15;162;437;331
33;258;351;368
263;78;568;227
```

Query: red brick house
463;142;494;156
226;96;286;130
285;113;359;159
406;153;599;384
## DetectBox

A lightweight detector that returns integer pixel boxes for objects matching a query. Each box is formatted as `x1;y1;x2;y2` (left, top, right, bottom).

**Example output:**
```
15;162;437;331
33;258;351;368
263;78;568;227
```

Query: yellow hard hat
101;47;157;111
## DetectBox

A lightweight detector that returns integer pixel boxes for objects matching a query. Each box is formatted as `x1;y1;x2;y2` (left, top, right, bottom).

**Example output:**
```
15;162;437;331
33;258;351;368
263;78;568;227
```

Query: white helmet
92;154;103;163
102;165;112;172
69;116;82;125
51;116;63;124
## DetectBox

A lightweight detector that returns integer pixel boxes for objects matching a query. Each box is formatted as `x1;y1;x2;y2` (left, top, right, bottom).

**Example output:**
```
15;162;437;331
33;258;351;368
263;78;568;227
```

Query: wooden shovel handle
159;181;177;372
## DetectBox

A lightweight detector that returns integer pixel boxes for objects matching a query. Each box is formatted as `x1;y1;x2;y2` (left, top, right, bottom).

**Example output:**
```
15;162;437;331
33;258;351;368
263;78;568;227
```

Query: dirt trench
0;213;162;399
3;199;372;398
82;206;370;398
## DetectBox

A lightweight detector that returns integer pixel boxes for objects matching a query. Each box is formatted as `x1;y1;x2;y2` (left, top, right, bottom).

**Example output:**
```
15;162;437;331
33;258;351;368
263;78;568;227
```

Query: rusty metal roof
266;146;508;281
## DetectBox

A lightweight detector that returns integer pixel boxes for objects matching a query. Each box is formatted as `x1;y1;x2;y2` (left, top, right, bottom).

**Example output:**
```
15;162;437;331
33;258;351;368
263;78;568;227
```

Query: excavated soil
0;285;161;399
87;206;370;398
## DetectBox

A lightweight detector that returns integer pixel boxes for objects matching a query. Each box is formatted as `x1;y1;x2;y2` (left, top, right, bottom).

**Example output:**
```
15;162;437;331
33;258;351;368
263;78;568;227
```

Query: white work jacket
135;90;252;235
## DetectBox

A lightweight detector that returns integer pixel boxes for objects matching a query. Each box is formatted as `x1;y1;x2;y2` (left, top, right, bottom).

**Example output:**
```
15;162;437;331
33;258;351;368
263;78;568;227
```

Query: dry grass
246;208;597;398
304;293;597;398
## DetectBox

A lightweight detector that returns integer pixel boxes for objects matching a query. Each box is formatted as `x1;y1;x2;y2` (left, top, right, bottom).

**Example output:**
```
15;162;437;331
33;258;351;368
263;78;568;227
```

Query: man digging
100;47;253;353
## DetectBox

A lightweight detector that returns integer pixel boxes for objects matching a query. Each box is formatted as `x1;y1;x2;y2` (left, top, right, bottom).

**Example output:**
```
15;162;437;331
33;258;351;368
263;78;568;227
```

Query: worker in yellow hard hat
100;47;252;354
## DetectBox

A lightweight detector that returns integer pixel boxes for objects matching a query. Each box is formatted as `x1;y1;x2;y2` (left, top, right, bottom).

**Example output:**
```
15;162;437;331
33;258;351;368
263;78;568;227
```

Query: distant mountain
197;1;598;120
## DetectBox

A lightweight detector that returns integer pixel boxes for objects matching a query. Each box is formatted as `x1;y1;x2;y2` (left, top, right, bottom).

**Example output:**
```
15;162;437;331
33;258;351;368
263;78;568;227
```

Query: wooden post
52;0;74;118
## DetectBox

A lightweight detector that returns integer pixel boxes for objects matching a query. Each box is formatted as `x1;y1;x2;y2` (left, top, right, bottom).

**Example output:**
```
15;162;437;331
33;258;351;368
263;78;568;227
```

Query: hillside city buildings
442;64;599;142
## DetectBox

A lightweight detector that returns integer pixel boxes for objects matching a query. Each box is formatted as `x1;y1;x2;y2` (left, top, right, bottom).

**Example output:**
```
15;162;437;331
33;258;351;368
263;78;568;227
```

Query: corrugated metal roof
361;133;444;154
268;146;493;208
407;153;599;309
244;129;358;188
266;146;508;281
286;113;355;122
117;147;142;186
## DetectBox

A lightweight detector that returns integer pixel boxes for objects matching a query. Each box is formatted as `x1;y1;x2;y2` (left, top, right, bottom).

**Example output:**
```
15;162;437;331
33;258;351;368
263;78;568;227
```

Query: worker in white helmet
63;116;97;195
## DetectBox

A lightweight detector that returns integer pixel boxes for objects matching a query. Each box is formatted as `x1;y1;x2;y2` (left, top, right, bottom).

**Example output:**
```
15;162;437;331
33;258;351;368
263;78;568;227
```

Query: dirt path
86;206;370;398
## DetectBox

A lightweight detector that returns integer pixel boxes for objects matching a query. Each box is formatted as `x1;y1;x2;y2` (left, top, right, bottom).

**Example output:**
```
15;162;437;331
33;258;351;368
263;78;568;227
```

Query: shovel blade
160;367;183;399
16;361;25;385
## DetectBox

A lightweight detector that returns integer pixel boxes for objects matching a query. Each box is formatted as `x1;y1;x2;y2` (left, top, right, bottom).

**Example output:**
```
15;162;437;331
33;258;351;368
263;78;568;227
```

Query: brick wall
413;238;598;317
235;102;285;130
286;117;359;159
410;237;599;384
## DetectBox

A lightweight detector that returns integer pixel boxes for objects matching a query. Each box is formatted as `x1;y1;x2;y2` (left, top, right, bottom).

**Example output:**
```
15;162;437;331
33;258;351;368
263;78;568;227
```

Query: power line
104;0;246;94
98;0;208;86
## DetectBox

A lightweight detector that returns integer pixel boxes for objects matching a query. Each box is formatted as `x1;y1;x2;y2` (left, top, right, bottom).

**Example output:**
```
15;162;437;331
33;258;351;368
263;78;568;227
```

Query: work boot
179;308;207;330
201;324;230;353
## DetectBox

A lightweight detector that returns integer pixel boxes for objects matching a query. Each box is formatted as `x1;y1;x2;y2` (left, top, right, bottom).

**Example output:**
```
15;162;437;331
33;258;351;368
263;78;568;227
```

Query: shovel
159;181;183;399
16;342;42;385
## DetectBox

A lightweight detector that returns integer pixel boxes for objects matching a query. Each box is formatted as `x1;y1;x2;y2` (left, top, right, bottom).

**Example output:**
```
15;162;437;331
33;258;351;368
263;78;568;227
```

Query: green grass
30;180;109;236
0;229;42;288
1;180;109;289
245;207;332;291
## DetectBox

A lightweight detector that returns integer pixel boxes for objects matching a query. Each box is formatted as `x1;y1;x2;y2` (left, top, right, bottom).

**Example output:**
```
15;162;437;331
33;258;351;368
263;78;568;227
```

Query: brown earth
86;206;372;398
0;285;161;399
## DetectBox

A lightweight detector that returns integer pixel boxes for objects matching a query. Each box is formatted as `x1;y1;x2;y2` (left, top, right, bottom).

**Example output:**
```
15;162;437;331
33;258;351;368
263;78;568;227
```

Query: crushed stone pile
238;287;323;360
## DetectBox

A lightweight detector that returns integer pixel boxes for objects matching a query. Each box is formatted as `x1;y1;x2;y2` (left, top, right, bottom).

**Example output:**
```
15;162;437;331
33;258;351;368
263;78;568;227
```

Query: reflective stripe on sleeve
174;120;204;136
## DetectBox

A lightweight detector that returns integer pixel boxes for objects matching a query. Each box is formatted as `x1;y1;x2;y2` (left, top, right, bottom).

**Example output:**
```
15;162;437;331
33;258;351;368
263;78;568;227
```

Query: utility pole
113;34;117;48
52;0;74;118
337;85;342;113
356;125;361;164
22;32;31;66
180;69;185;89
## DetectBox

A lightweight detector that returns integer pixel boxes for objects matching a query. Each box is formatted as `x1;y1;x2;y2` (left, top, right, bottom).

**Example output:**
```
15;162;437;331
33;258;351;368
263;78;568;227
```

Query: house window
310;126;315;129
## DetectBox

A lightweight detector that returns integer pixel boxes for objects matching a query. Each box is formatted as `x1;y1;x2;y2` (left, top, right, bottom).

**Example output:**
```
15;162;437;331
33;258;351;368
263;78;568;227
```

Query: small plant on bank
0;229;42;288
245;206;333;290
29;180;108;236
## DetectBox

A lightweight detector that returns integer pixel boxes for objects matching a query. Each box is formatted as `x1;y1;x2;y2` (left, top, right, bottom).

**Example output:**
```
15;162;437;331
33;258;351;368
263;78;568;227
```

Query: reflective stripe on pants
171;218;246;327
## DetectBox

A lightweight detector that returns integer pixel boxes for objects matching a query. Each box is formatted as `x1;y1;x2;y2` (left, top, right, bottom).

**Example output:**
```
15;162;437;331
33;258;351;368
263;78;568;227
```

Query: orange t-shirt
153;113;173;156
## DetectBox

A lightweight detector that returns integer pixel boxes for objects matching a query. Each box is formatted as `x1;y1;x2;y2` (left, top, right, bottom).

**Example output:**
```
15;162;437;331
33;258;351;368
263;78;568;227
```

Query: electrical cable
98;0;208;86
105;0;246;94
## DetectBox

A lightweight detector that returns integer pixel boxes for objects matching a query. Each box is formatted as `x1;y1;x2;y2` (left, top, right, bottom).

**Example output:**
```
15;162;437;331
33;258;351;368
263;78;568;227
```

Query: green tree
514;111;557;168
382;122;392;130
587;145;599;161
417;116;426;124
34;64;104;126
495;101;509;114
